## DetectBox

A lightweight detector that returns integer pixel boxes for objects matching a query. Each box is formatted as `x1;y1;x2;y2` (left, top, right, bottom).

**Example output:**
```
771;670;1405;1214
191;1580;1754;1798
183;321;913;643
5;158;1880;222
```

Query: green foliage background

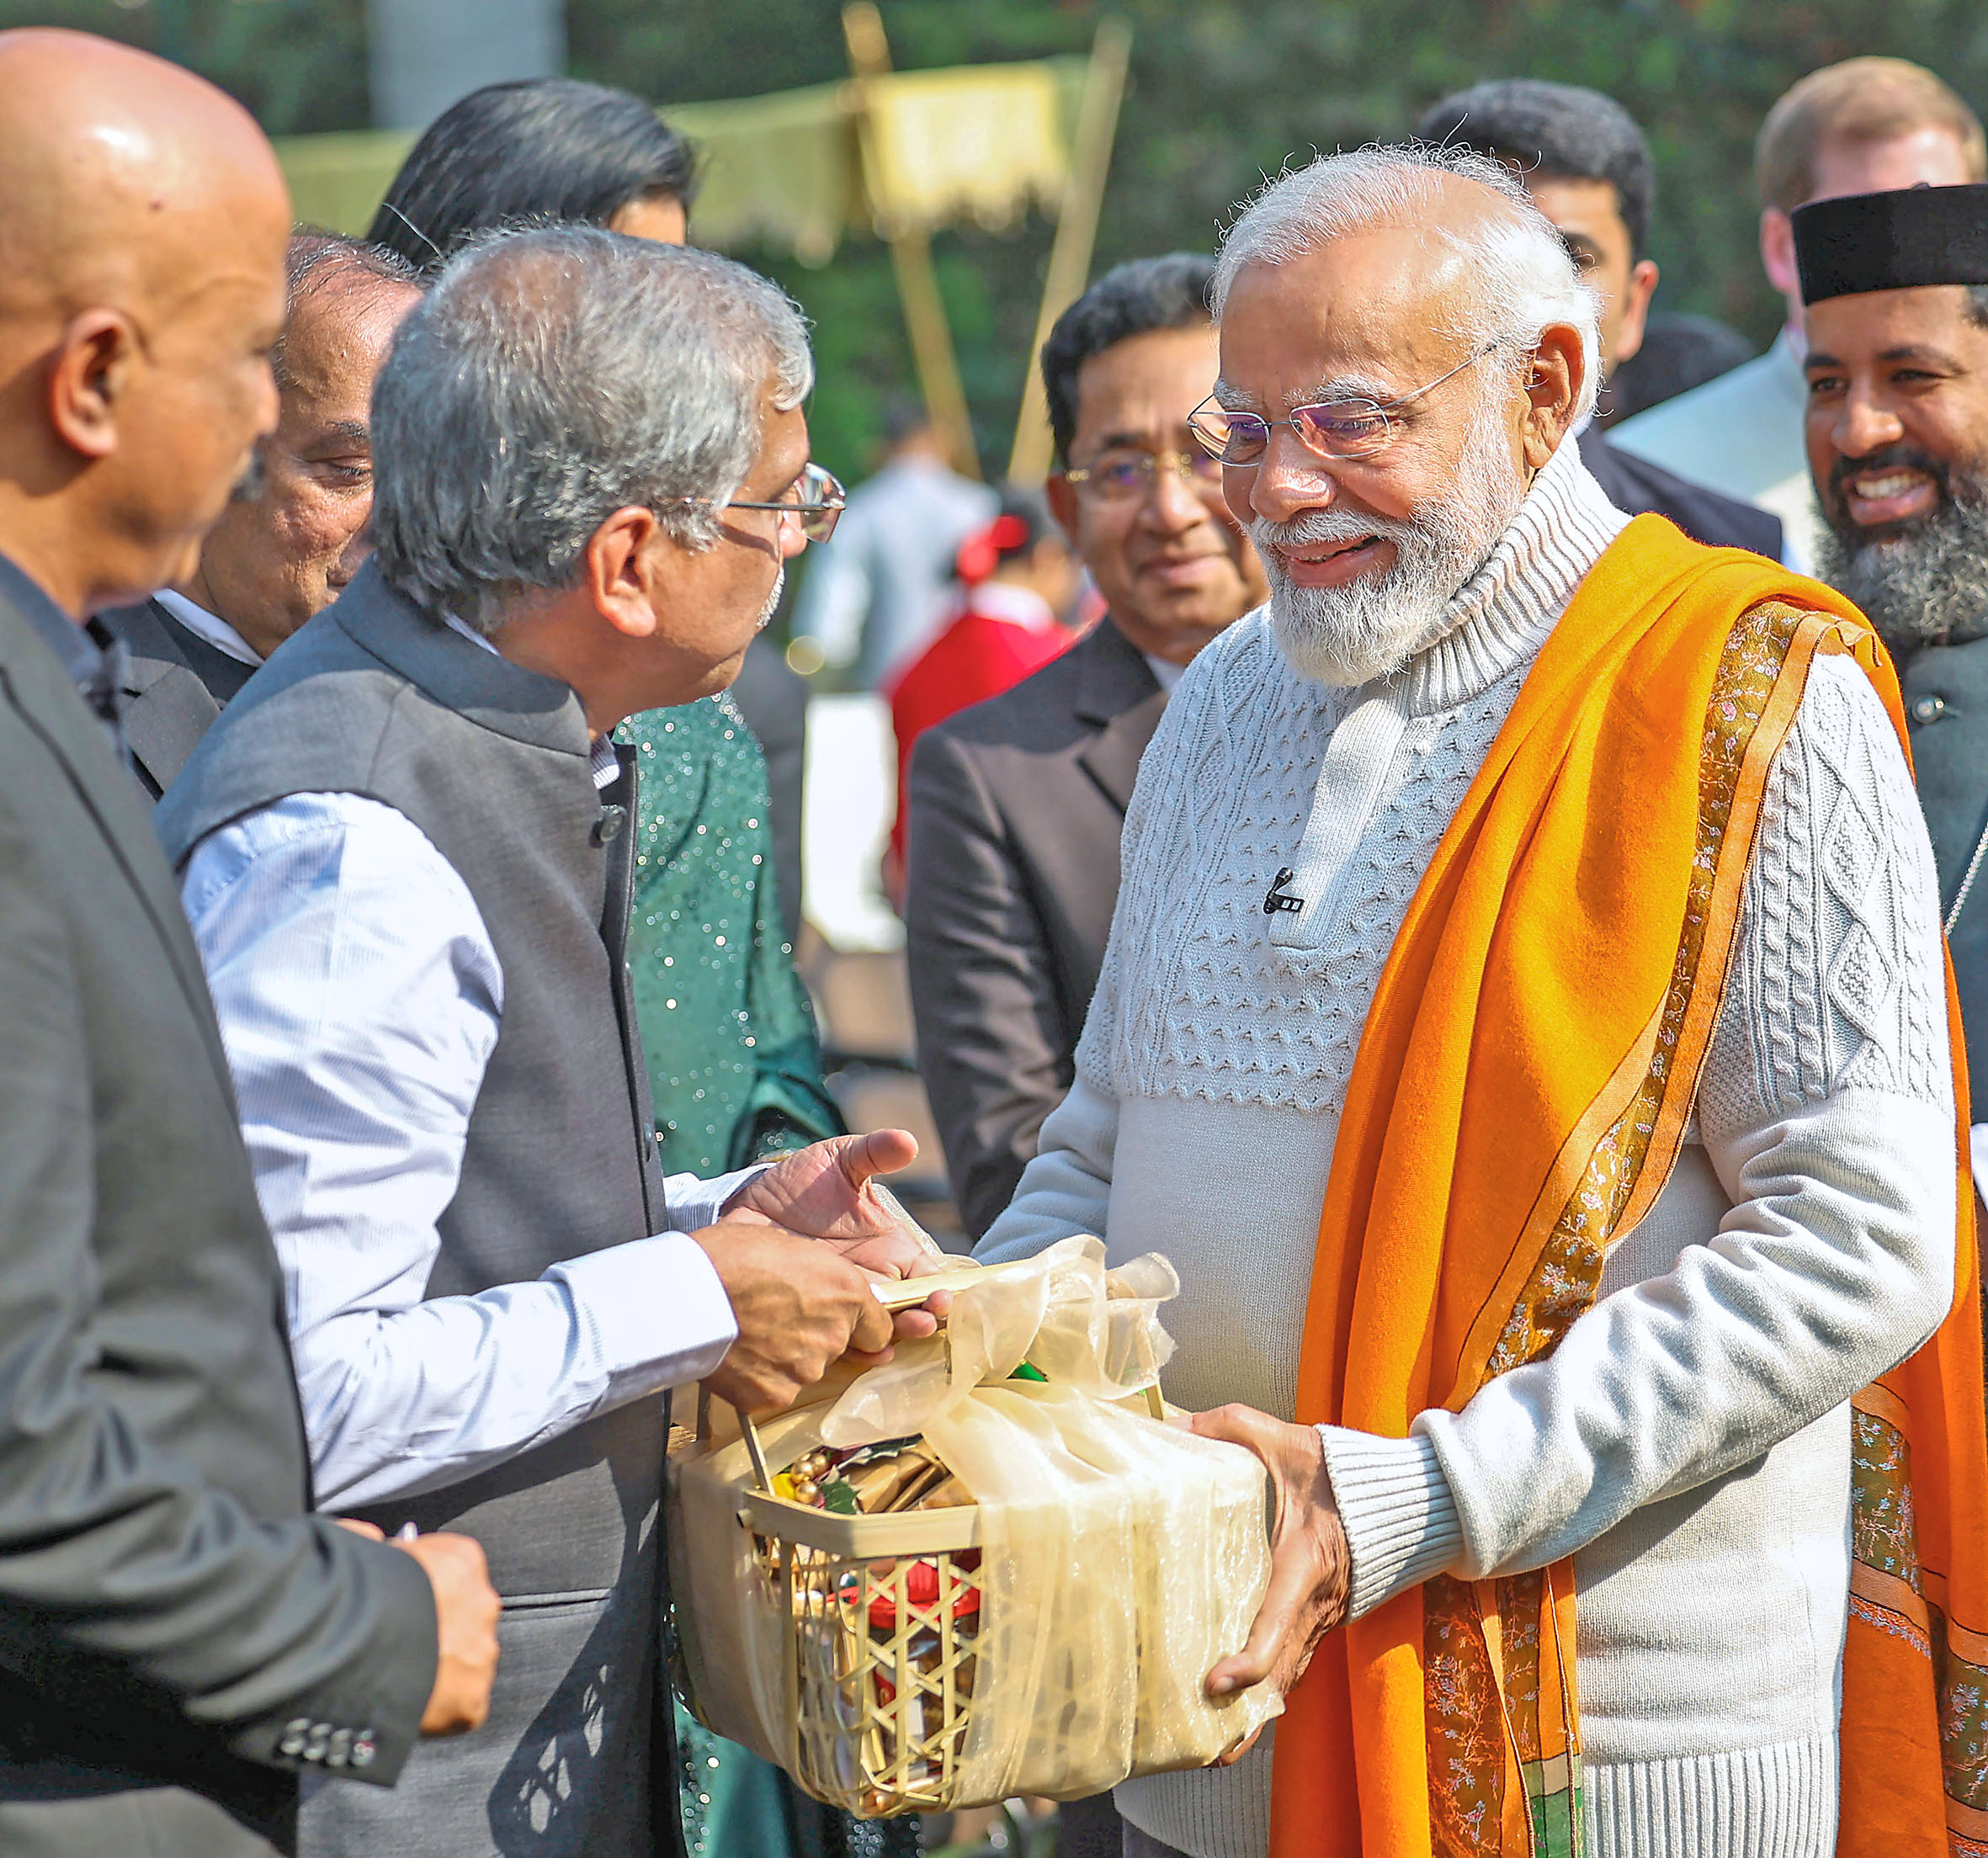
9;0;1988;478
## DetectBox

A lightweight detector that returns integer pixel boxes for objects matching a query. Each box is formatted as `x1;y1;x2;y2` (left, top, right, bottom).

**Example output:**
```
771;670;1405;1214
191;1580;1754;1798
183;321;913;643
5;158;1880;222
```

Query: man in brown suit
905;255;1267;1245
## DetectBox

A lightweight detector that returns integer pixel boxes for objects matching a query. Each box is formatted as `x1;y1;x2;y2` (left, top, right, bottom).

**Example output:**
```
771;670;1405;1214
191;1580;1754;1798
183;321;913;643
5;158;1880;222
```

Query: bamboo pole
842;3;982;480
1005;18;1132;486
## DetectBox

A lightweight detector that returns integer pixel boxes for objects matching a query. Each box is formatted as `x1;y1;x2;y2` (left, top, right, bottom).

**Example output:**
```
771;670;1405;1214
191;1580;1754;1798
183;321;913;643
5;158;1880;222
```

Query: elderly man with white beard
975;145;1985;1858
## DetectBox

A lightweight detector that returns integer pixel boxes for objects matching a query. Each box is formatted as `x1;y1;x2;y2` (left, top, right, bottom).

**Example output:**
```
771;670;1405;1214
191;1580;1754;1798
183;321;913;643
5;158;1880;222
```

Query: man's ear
583;505;670;640
1759;206;1799;302
1523;321;1586;470
1614;257;1661;368
1044;470;1081;546
48;311;139;462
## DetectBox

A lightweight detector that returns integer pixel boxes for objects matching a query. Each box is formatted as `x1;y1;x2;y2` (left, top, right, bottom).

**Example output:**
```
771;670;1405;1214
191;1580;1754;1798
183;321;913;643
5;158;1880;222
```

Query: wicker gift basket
667;1237;1279;1818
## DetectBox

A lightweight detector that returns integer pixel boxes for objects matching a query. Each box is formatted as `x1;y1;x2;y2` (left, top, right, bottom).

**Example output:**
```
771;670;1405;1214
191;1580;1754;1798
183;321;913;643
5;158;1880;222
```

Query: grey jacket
905;616;1165;1239
104;597;257;801
0;560;435;1856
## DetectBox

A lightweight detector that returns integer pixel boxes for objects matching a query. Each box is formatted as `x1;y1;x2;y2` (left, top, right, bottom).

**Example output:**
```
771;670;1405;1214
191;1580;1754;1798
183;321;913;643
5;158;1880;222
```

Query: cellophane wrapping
668;1236;1280;1810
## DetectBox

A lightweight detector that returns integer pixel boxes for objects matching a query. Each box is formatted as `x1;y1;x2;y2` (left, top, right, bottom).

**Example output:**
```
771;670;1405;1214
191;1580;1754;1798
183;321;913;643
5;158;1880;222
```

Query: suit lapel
0;595;238;1091
125;669;224;800
1071;618;1167;815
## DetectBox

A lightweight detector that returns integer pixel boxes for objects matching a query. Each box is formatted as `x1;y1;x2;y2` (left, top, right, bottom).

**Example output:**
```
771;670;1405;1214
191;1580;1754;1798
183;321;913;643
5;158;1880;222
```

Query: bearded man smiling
1799;183;1988;1131
973;146;1985;1858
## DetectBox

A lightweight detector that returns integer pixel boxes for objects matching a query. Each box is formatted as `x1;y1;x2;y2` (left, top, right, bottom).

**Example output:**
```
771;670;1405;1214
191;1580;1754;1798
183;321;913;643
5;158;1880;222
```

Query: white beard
1254;389;1528;687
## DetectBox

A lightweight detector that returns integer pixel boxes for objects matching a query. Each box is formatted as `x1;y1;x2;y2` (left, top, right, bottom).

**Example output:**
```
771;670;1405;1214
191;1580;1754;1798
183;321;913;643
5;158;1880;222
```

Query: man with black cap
1796;181;1988;1166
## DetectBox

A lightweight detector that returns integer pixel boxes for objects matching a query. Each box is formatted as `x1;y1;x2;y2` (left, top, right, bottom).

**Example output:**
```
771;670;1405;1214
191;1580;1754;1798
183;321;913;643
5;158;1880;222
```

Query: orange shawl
1268;515;1987;1857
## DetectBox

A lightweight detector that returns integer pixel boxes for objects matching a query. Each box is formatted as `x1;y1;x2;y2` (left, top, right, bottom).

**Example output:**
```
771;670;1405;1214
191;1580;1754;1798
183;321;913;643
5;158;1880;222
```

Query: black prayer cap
1794;183;1988;305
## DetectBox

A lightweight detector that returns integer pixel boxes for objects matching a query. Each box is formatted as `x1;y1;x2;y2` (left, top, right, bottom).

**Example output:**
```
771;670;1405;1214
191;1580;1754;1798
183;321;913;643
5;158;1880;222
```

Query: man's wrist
556;1232;737;1389
1316;1425;1461;1621
666;1160;771;1230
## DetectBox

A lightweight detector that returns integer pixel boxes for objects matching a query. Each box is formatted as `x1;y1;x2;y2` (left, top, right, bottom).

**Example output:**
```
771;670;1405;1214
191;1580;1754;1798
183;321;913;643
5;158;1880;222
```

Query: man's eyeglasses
1187;342;1505;467
1063;449;1225;503
681;461;846;543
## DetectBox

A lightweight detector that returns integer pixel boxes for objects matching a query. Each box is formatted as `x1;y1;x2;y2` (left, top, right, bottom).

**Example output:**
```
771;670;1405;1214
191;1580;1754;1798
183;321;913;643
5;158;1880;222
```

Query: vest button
593;806;627;846
1911;693;1948;724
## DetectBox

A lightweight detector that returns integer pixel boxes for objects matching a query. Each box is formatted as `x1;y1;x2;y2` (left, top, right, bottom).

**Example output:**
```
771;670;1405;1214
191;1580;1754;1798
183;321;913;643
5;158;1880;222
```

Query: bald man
0;29;496;1858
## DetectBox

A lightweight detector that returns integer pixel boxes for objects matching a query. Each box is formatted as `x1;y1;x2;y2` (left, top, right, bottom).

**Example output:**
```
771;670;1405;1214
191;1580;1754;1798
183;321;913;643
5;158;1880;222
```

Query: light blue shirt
180;785;755;1514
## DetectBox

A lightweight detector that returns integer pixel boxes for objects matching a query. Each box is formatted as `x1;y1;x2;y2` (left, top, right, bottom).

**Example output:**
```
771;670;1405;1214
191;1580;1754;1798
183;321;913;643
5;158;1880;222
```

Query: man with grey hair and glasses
976;144;1973;1855
156;227;946;1858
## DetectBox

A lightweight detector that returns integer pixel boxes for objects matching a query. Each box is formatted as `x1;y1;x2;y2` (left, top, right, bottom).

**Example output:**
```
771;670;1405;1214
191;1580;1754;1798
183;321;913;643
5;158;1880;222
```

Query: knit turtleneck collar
1397;437;1629;717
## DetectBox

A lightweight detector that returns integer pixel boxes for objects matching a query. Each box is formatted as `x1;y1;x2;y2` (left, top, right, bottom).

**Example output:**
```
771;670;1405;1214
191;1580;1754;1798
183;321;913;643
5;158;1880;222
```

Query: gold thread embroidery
1482;600;1810;1378
1425;599;1818;1850
1852;1408;1988;1819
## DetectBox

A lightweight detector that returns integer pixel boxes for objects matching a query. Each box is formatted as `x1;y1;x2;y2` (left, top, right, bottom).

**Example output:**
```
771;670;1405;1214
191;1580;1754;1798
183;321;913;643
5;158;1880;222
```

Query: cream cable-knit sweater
977;441;1955;1858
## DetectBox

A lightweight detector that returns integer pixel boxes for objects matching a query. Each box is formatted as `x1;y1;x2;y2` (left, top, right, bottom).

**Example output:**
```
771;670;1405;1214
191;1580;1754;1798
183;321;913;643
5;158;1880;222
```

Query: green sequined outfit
623;698;921;1858
619;693;841;1176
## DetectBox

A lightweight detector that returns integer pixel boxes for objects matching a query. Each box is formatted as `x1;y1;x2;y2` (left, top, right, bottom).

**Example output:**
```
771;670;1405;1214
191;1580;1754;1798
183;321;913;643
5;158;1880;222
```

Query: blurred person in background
1418;78;1783;556
1795;181;1988;1128
906;252;1267;1234
108;233;423;801
1612;56;1985;567
369;79;859;1858
789;399;998;687
1602;310;1756;425
885;483;1083;894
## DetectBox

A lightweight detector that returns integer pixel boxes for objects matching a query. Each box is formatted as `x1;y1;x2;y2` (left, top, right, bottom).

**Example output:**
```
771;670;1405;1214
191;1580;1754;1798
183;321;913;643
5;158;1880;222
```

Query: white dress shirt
181;783;754;1513
155;586;263;667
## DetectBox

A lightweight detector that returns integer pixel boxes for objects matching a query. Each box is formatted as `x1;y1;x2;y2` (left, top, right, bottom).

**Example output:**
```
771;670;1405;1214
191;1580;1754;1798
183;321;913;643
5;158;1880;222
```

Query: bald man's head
0;29;290;618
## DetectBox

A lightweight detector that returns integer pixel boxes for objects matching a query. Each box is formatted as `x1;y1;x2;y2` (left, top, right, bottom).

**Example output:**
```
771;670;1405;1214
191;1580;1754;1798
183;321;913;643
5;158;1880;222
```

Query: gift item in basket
667;1236;1280;1820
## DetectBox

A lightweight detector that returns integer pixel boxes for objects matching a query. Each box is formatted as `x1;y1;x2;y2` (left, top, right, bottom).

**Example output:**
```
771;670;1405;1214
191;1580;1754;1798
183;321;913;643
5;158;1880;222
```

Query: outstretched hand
726;1130;942;1296
1191;1403;1352;1764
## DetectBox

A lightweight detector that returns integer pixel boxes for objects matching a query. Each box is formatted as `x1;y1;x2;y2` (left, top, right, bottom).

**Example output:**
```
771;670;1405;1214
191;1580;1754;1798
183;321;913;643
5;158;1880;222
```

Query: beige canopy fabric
272;56;1087;263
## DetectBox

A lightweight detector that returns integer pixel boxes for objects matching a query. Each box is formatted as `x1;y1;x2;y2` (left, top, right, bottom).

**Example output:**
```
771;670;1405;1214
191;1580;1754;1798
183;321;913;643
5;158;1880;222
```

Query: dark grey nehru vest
157;563;684;1858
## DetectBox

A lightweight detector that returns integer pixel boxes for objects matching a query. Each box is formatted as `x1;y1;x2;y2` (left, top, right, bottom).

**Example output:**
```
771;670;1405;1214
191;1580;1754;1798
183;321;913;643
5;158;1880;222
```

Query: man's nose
1833;389;1906;459
1140;459;1206;534
1244;430;1340;524
333;508;375;581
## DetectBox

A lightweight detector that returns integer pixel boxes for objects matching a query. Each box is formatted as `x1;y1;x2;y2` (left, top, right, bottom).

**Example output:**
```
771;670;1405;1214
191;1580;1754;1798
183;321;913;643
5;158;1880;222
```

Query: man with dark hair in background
1419;77;1783;557
109;233;423;799
905;252;1268;1261
1613;56;1986;566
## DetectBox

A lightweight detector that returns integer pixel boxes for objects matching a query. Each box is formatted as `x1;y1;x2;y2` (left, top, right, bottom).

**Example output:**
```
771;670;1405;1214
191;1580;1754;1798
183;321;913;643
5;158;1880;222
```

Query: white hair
1211;142;1601;422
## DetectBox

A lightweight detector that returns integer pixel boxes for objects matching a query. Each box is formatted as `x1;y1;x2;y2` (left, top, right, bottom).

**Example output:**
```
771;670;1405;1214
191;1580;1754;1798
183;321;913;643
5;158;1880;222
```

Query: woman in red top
885;486;1085;894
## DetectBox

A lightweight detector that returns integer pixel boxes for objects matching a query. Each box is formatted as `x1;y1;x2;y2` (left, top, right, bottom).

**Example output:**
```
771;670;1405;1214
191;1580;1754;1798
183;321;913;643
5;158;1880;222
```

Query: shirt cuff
555;1231;738;1393
1319;1425;1463;1620
662;1163;773;1234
